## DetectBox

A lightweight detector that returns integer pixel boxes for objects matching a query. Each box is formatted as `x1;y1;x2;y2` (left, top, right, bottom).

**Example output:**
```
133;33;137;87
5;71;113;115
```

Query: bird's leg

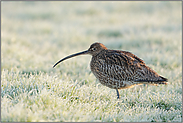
116;89;120;99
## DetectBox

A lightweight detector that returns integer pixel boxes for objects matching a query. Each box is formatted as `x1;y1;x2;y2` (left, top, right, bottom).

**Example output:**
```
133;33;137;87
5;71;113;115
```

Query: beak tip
53;50;88;69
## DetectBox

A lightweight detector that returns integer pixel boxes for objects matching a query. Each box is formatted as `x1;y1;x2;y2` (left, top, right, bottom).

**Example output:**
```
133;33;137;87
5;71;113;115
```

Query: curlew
53;42;168;99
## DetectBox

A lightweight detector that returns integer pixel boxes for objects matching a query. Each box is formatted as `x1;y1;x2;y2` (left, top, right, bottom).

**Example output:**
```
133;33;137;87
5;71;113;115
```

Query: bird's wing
95;50;166;83
118;50;145;64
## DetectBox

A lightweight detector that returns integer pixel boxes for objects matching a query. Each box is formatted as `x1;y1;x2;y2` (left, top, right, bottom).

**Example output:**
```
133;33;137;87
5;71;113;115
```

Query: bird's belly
93;71;140;89
90;60;140;89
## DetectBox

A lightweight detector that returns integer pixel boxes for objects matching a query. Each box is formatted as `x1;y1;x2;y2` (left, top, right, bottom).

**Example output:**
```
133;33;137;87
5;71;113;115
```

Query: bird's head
87;42;107;55
53;42;107;68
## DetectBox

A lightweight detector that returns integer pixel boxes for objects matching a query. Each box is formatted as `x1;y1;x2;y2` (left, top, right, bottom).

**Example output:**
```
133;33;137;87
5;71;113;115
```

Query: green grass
1;1;182;122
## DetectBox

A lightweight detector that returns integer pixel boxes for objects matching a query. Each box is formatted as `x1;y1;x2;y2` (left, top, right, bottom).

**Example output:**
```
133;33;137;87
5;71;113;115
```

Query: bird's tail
134;76;168;85
157;76;168;85
148;76;168;85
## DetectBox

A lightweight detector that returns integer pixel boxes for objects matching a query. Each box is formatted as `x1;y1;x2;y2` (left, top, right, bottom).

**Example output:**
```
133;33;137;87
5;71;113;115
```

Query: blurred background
2;1;181;74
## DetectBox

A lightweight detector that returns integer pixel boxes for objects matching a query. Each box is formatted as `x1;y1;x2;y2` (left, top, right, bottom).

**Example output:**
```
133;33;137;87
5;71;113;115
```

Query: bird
53;42;168;99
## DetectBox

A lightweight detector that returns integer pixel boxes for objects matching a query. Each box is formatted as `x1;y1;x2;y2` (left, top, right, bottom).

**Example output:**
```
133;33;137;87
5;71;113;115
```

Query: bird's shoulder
118;50;145;64
96;49;145;66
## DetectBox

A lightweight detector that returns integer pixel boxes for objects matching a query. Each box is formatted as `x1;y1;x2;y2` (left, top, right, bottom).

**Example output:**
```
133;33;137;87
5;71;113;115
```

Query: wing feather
93;50;165;83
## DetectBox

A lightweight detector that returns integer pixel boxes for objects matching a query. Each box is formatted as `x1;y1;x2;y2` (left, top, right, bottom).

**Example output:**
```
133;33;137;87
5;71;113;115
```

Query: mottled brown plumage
53;42;168;99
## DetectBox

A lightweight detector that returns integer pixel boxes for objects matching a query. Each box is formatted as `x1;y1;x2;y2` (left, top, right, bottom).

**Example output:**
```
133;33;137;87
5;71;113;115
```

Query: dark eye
91;47;96;51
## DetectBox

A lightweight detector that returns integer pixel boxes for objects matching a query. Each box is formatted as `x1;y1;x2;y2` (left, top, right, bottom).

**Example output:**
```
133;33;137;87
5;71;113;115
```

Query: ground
1;1;182;122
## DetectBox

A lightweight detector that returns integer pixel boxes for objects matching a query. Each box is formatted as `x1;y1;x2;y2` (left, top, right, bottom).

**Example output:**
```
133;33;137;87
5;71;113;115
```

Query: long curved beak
53;50;89;68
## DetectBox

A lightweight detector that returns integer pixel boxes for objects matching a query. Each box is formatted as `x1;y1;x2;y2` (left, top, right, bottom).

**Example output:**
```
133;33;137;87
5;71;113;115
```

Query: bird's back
90;49;168;89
